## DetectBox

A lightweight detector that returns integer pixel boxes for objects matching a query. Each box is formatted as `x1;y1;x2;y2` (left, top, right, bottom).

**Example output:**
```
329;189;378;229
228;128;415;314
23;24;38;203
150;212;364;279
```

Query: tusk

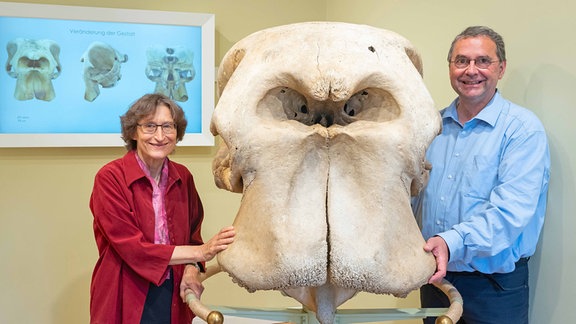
186;291;224;324
432;279;463;324
186;263;225;323
201;263;224;282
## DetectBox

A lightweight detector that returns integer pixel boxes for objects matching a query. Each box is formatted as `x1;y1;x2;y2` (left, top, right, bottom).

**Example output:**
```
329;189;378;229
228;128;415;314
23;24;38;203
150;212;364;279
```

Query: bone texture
211;22;442;324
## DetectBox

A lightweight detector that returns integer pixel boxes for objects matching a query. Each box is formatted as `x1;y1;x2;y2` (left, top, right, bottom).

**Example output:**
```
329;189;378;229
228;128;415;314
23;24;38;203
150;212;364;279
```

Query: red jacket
89;150;204;324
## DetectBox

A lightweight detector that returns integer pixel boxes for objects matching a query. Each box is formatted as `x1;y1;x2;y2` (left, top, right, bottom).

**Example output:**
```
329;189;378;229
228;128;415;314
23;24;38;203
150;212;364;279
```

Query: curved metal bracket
187;265;463;324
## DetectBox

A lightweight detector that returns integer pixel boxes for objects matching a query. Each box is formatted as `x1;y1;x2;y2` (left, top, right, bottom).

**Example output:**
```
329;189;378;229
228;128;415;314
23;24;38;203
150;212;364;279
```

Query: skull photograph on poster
80;41;128;102
5;38;61;101
145;45;196;102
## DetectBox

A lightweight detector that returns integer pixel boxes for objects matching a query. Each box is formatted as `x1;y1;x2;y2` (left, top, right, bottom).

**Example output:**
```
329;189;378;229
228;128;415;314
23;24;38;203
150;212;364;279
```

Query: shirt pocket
462;155;499;200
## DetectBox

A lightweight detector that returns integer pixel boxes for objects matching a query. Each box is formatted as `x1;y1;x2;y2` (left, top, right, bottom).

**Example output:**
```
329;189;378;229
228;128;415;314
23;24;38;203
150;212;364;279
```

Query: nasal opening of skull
258;86;401;127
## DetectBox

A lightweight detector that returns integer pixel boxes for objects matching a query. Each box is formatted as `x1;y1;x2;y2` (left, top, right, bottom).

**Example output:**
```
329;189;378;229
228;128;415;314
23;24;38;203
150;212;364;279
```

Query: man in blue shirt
413;26;550;323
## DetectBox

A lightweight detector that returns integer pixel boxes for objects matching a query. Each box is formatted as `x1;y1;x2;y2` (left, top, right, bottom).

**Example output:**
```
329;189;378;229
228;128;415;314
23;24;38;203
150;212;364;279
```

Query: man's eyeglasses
137;123;177;134
450;56;499;69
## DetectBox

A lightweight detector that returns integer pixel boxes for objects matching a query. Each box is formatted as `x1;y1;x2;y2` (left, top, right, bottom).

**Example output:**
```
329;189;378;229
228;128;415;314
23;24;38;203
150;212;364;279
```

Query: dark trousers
420;258;529;324
140;275;173;324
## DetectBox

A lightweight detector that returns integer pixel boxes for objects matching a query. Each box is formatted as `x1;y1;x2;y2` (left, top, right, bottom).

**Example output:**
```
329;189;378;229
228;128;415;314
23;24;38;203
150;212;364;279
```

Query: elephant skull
145;45;195;102
5;38;61;101
211;22;441;324
81;41;128;102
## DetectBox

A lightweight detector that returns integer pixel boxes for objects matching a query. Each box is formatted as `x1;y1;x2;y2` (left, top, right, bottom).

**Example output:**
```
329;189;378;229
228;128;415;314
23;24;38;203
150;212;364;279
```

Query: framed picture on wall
0;1;215;147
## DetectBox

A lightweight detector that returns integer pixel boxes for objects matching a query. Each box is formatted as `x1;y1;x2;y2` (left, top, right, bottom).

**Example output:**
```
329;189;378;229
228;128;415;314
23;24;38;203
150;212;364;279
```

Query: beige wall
1;1;574;323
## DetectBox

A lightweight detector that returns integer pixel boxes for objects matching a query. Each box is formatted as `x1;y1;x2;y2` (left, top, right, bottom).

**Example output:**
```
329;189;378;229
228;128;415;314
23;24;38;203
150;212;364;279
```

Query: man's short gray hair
447;26;506;63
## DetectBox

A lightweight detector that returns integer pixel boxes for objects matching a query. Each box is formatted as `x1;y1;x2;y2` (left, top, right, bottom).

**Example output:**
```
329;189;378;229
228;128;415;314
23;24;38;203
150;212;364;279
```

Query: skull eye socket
259;86;401;127
146;68;163;80
343;88;401;123
178;69;194;80
344;90;370;117
258;87;311;124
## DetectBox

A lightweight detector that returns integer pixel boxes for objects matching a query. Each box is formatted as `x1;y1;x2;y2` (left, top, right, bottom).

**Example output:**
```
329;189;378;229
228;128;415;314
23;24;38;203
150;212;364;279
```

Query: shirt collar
123;150;146;186
134;151;168;184
123;150;183;187
442;90;503;127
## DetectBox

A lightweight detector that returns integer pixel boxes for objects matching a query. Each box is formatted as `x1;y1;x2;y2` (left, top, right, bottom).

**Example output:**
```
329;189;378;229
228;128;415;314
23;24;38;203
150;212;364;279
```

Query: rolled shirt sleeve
417;92;550;273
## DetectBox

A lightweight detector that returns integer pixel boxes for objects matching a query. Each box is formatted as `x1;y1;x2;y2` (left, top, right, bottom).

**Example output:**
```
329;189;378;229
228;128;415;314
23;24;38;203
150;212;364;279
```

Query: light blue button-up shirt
413;91;550;273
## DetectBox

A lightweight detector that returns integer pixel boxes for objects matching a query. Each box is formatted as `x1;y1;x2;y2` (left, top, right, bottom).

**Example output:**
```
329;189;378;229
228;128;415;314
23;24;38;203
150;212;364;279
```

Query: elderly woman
89;93;235;324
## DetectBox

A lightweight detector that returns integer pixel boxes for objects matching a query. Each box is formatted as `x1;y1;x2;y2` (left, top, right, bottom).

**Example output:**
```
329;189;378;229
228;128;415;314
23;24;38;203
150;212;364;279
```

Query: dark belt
515;256;530;266
448;257;530;276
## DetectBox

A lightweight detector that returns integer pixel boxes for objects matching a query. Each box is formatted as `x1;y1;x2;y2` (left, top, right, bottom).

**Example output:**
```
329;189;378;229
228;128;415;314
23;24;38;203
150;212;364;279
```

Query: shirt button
455;153;460;157
436;220;441;225
447;175;453;179
440;196;445;201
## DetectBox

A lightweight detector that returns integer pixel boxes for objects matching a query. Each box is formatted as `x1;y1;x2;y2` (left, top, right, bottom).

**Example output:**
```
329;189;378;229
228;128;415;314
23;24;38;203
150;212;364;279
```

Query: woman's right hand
200;226;235;261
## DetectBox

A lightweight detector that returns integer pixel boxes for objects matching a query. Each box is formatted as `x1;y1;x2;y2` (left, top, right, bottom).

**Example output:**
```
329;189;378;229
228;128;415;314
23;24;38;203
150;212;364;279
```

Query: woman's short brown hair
120;93;188;151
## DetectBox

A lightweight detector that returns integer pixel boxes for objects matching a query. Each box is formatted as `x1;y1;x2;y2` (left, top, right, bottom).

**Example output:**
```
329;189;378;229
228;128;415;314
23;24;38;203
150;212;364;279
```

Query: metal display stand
208;305;449;323
186;267;462;324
